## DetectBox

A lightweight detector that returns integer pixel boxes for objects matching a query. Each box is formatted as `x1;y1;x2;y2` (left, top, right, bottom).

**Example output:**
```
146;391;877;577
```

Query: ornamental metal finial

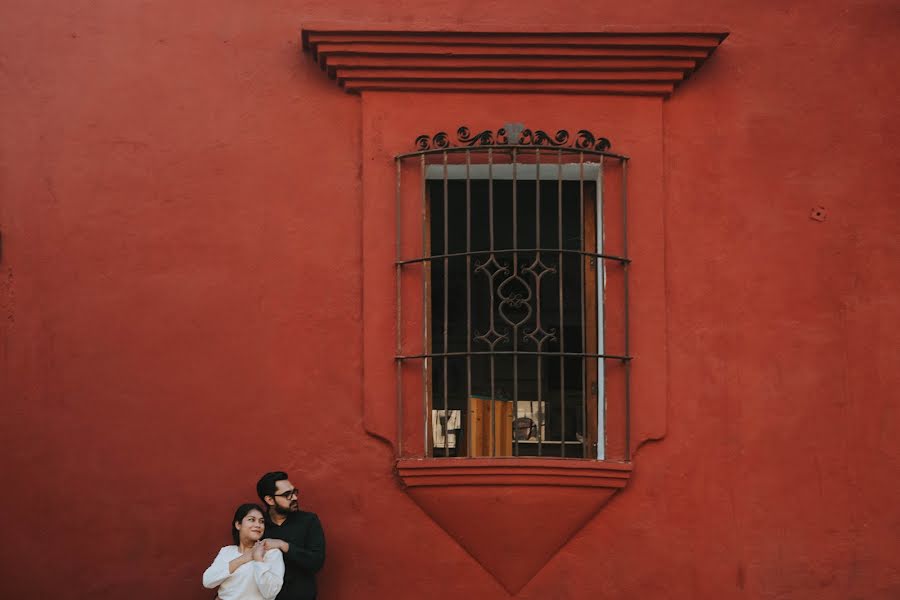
503;122;525;144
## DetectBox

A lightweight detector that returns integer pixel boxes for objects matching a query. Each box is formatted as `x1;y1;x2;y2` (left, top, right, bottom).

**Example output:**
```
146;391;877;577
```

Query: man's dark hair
231;503;265;545
257;471;289;504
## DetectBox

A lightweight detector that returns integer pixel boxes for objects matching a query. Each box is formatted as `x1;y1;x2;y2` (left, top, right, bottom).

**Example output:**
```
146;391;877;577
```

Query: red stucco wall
1;1;898;598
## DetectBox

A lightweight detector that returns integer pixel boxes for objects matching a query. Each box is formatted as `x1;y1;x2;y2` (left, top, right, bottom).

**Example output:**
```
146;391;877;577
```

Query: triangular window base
398;459;632;594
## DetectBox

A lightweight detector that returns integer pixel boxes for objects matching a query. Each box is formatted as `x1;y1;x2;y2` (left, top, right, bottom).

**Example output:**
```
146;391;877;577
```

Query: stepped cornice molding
301;25;728;96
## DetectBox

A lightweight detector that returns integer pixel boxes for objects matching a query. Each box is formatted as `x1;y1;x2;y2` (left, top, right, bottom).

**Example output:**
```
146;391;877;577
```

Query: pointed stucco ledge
396;458;632;593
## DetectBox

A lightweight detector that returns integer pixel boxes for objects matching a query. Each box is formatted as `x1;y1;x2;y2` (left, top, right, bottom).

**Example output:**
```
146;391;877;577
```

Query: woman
203;503;285;600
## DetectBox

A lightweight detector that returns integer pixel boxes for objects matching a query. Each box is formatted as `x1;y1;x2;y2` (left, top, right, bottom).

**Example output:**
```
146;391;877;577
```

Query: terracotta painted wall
1;1;898;598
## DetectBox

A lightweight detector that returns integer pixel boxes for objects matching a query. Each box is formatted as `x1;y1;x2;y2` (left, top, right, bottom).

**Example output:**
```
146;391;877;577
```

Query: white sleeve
254;549;285;599
202;547;234;589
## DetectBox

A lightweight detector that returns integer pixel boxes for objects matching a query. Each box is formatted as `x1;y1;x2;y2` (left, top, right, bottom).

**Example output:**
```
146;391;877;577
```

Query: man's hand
252;540;266;562
264;539;289;553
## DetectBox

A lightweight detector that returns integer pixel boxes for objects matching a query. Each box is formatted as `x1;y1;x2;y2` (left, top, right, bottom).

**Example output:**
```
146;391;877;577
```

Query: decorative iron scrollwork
414;126;611;151
473;254;560;352
573;130;611;151
458;127;498;146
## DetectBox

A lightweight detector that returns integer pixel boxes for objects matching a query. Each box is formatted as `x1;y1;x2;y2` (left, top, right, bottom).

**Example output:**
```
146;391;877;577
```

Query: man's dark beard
272;501;299;516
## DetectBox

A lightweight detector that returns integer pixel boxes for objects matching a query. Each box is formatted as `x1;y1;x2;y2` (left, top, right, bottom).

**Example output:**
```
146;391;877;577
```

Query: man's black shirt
264;510;325;600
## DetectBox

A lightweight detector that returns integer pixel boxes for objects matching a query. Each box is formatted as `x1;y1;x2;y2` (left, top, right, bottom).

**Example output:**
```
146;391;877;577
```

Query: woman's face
235;509;265;543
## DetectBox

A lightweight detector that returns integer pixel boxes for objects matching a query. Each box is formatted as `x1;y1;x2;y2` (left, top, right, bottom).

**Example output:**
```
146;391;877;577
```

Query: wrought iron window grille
395;126;631;461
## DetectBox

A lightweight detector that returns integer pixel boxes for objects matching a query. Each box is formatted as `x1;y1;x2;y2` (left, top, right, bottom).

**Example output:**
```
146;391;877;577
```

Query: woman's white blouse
203;546;285;600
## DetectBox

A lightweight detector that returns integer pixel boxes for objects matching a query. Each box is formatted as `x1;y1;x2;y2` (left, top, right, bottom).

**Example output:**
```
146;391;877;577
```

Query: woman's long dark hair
231;503;266;545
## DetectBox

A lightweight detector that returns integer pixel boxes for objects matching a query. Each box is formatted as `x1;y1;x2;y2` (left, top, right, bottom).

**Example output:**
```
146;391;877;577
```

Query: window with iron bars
395;126;631;461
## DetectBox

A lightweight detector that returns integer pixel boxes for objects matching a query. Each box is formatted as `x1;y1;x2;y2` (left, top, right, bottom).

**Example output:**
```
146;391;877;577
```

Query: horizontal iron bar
395;145;630;161
397;247;630;265
425;163;601;181
396;351;632;361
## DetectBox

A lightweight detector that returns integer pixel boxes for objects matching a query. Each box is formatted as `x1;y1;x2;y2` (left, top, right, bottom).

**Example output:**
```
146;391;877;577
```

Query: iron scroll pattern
415;126;611;152
473;254;558;353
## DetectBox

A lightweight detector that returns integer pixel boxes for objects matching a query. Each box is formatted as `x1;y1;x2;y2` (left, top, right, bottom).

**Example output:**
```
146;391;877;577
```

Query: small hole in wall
810;207;827;222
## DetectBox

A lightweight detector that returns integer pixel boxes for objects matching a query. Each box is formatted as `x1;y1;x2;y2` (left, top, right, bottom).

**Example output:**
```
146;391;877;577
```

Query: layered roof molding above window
300;25;728;97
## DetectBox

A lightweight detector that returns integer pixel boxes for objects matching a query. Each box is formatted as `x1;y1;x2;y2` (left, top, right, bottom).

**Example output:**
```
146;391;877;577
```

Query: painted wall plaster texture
1;1;898;598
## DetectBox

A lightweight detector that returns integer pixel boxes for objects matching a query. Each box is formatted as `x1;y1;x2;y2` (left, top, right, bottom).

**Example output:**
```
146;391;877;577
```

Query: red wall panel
1;1;898;598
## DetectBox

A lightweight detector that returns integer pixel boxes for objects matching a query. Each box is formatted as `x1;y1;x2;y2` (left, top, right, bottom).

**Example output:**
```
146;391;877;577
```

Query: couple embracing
203;471;326;600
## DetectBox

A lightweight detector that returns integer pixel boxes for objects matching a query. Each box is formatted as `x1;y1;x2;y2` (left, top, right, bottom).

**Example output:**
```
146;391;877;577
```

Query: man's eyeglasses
273;489;299;500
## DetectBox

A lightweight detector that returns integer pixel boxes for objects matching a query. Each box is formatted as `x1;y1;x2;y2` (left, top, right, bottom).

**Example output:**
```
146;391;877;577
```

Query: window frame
303;27;727;589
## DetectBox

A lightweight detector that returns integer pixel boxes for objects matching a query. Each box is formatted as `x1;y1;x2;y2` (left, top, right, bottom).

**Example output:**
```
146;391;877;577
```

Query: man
257;471;326;600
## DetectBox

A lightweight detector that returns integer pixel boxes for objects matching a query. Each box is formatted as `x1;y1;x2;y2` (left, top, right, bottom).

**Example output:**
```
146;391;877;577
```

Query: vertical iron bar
622;157;631;461
465;150;472;457
488;148;496;457
579;152;588;458
557;149;566;458
442;151;450;456
511;147;519;457
421;153;431;458
535;149;543;457
395;157;403;457
596;155;605;461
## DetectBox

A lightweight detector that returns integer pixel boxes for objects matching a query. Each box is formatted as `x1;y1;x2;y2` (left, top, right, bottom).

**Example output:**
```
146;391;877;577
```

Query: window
302;27;728;588
395;126;631;460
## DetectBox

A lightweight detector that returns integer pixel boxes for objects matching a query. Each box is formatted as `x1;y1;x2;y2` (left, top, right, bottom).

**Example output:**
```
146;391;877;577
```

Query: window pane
428;179;596;457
